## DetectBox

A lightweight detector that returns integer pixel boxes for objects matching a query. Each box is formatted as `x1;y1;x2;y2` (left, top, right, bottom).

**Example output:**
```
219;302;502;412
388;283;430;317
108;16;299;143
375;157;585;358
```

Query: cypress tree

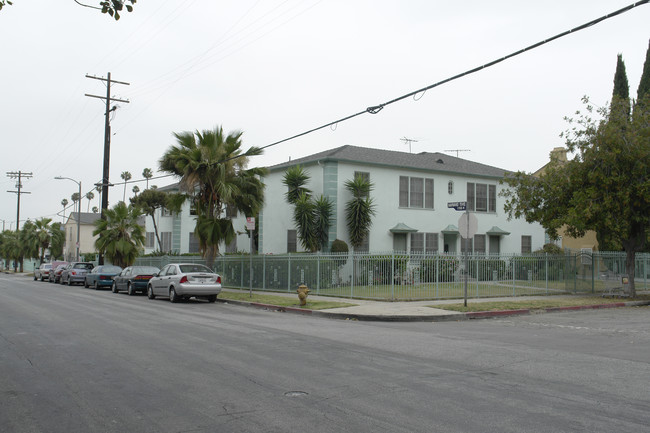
636;39;650;103
612;53;630;100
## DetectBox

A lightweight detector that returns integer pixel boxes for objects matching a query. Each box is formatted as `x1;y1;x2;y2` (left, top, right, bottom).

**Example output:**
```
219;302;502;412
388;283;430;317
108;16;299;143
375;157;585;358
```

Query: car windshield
102;266;122;273
74;263;94;270
132;266;159;275
179;264;213;274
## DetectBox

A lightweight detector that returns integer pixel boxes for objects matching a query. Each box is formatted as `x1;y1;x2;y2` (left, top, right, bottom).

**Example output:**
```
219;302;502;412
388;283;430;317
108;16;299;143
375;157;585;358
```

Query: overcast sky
1;0;649;228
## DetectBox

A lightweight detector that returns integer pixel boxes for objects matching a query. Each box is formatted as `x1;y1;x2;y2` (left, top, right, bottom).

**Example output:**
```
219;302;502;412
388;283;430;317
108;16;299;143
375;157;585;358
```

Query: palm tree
142;168;153;189
20;221;39;271
132;185;140;197
159;125;267;267
49;223;65;260
95;184;102;209
130;188;168;252
92;206;99;213
85;191;95;212
0;230;21;271
61;198;68;223
121;171;132;202
282;165;312;204
93;202;145;268
345;174;376;250
33;218;53;263
71;193;81;214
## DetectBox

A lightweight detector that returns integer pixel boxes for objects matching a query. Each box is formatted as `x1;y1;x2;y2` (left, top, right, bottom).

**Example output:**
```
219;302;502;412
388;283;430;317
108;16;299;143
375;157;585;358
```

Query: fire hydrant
297;284;310;306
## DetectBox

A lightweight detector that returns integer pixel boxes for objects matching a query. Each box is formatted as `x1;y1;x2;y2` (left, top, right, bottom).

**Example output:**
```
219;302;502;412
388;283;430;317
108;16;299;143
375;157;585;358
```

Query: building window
161;232;172;252
448;180;453;195
474;234;486;254
226;237;237;254
521;235;532;254
287;230;297;253
460;237;473;253
399;176;434;209
410;233;424;253
467;183;497;212
145;232;155;248
190;205;197;216
425;233;439;253
489;235;500;254
188;232;199;253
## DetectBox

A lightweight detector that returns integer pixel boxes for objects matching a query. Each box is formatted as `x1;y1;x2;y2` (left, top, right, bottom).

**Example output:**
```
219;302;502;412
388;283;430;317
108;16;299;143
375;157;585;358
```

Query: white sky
1;0;649;228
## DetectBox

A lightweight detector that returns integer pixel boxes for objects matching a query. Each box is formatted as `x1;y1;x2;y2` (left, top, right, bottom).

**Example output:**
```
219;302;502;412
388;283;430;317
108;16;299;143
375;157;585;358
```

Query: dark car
84;265;123;290
112;266;160;296
49;263;69;283
60;262;95;286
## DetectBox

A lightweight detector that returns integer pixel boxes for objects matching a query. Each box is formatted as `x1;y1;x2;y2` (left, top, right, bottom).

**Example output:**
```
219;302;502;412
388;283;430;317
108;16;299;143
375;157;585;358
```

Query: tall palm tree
20;221;39;271
33;218;53;263
49;223;65;260
121;171;132;202
142;168;153;189
132;185;140;197
130;188;168;252
159;125;267;267
61;198;68;223
85;191;95;212
71;193;81;214
93;202;145;268
345;174;376;250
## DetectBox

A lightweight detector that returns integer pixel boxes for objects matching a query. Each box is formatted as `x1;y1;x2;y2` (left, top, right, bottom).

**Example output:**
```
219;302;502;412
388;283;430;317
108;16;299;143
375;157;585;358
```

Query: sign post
449;202;475;307
246;217;256;297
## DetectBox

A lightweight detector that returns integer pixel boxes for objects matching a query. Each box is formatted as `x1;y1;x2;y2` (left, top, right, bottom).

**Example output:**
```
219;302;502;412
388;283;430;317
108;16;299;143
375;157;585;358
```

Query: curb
218;298;650;322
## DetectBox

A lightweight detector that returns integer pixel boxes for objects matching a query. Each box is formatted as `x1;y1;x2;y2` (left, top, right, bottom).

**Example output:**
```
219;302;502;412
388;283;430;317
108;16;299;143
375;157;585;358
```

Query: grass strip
219;291;357;310
432;295;650;312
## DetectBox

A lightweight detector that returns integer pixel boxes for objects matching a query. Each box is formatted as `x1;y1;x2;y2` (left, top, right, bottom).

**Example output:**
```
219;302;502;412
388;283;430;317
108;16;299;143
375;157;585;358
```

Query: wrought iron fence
135;251;650;300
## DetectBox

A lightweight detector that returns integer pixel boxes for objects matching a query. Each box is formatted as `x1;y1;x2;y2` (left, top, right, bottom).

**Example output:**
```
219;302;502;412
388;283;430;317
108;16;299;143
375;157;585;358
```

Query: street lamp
55;176;81;261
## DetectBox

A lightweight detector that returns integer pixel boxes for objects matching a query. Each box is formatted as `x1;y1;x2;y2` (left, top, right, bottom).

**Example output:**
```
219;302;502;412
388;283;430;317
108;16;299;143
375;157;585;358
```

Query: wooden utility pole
6;170;32;272
85;72;130;264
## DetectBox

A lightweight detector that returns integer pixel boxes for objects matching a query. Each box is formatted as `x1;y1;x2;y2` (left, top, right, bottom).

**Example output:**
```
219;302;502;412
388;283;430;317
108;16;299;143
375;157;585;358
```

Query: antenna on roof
400;137;419;153
443;149;470;158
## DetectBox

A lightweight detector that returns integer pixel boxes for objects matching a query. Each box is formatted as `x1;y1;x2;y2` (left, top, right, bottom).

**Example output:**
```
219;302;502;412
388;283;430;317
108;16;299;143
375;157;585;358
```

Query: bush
419;256;459;282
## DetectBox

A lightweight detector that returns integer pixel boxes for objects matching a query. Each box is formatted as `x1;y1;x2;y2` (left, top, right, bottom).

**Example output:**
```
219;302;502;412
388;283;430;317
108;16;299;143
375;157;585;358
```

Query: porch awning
441;224;459;235
486;226;511;236
389;222;418;233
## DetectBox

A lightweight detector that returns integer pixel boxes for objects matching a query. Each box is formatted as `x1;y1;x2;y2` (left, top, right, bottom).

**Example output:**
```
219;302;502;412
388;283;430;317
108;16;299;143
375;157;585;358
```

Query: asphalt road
1;273;649;433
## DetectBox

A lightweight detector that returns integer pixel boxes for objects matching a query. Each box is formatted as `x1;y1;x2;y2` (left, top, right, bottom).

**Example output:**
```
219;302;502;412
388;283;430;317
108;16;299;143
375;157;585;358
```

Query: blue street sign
447;201;467;211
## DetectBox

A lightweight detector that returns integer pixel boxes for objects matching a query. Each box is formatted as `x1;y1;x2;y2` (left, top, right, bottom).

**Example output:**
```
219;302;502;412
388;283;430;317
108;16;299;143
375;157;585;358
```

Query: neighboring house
534;147;599;253
142;184;251;255
260;145;546;255
63;212;102;261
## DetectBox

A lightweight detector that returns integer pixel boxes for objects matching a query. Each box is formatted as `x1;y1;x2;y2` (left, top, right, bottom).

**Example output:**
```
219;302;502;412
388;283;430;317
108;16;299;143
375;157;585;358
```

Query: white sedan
147;263;222;303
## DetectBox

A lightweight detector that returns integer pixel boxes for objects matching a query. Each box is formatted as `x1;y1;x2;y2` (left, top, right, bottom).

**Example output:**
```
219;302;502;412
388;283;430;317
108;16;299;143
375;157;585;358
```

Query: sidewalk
219;289;650;322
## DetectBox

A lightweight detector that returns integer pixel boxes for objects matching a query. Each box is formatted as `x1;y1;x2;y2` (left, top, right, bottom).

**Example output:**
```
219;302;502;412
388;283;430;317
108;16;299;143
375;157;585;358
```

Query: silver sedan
147;263;222;303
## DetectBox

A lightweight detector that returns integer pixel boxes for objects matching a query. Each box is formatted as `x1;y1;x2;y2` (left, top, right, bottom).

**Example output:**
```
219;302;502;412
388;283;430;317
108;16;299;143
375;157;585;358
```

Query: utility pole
85;72;130;264
400;137;419;153
6;171;32;272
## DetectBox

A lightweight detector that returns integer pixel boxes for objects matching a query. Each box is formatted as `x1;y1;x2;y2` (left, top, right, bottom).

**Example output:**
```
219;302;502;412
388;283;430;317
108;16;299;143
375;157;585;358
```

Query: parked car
49;264;69;283
147;263;222;303
112;266;160;295
34;263;52;281
84;265;123;290
60;262;95;286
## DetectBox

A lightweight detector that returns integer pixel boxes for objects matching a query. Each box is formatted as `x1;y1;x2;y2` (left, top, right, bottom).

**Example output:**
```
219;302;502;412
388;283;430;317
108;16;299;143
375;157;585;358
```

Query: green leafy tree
130;188;169;252
283;165;312;204
49;223;65;260
142;168;153;189
121;171;132;203
159;125;267;267
93;202;145;268
344;174;376;250
0;230;20;271
33;218;53;263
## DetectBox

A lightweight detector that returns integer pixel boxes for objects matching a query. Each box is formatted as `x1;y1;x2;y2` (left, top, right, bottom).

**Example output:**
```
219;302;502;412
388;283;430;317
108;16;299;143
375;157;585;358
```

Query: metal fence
135;251;650;301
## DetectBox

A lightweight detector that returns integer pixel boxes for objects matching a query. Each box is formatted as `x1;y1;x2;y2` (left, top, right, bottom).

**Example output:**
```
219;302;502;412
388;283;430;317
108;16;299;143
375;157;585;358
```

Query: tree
0;1;136;20
120;171;132;203
85;191;95;212
61;198;68;223
92;206;99;213
132;185;140;197
142;168;153;189
0;230;20;271
33;218;53;263
159;125;267;267
130;188;169;252
71;193;81;213
344;174;376;250
93;202;145;268
19;220;39;271
282;166;332;252
49;223;64;260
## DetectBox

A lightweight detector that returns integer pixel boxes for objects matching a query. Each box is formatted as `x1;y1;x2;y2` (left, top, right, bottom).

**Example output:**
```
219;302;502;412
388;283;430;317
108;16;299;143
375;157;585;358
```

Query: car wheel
112;282;118;293
127;282;135;296
84;279;89;288
206;295;217;303
169;287;179;303
94;280;100;290
34;275;37;281
41;276;45;281
147;285;155;300
67;278;72;286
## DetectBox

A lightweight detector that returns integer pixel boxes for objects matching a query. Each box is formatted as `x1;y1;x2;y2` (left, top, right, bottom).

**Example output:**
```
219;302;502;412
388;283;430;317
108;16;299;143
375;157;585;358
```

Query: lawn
219;290;357;310
431;294;650;313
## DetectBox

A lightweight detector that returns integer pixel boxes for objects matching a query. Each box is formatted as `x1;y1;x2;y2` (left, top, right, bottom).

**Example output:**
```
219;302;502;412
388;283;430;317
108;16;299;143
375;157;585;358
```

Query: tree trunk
151;214;163;252
624;248;637;298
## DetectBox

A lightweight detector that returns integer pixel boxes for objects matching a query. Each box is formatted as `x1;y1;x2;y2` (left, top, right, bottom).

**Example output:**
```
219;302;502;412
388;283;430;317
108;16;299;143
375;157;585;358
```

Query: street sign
458;212;478;238
245;217;256;231
447;201;467;211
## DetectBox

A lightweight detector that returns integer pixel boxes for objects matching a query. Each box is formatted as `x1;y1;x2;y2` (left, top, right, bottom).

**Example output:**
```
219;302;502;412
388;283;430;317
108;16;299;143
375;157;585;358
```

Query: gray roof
68;212;145;226
268;145;509;179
